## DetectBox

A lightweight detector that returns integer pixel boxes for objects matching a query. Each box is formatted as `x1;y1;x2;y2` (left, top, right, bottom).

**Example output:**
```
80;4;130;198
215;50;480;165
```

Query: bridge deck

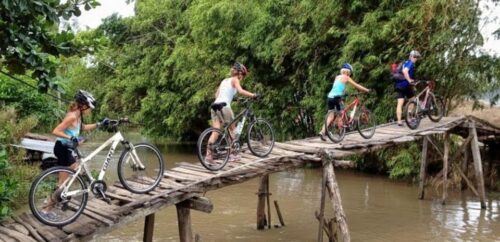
0;116;498;241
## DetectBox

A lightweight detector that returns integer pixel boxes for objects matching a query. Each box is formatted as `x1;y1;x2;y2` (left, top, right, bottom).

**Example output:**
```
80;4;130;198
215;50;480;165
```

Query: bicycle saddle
211;102;227;111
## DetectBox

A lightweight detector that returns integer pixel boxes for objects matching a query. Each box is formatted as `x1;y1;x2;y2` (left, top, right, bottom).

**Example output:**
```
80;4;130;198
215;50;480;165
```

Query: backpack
390;61;405;81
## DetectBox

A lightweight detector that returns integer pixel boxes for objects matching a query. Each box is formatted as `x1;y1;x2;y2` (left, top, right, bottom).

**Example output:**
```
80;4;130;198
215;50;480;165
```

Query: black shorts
396;87;415;99
327;97;344;111
53;140;77;167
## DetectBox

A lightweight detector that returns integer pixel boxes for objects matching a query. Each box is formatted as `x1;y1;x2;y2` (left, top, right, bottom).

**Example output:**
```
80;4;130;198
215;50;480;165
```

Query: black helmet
232;62;248;76
75;90;96;109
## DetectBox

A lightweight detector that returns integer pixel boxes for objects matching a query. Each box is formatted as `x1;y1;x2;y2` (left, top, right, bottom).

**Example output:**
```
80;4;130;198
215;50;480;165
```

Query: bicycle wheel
405;100;421;129
325;110;346;143
427;95;444;122
357;107;376;139
118;143;164;194
29;166;88;226
247;119;275;157
197;128;231;171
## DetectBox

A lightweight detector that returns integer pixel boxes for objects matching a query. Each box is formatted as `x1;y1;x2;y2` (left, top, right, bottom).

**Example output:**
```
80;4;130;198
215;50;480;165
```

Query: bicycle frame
61;132;144;197
216;103;255;143
412;85;431;109
335;95;360;127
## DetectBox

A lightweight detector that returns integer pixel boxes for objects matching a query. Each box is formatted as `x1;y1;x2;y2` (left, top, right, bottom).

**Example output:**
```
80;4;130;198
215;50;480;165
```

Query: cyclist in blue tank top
319;63;370;141
42;90;109;220
395;50;420;126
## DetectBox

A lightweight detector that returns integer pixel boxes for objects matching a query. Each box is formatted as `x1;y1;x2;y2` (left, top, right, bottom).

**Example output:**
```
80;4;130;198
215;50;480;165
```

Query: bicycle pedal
102;196;112;205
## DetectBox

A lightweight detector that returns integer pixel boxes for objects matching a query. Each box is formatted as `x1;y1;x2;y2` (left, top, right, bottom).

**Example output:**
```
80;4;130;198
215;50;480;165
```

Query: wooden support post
321;151;350;242
257;175;268;230
461;146;469;190
442;132;450;205
176;204;193;242
418;136;429;199
470;120;487;209
143;213;155;242
317;166;327;242
274;200;285;227
266;176;271;229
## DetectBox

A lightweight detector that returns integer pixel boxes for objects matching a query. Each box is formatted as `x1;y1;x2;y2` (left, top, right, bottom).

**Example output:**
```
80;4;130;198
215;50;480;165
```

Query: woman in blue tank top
319;63;370;141
42;90;108;219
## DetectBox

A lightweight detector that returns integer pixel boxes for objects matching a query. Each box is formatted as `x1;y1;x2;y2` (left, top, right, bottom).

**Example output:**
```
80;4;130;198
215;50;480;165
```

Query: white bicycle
29;119;165;226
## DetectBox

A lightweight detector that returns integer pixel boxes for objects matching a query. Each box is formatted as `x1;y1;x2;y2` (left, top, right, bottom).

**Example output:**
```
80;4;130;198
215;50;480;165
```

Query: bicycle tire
29;166;88;227
404;99;421;129
357;107;376;139
427;94;444;122
197;128;231;171
247;118;275;157
118;143;164;194
325;110;346;143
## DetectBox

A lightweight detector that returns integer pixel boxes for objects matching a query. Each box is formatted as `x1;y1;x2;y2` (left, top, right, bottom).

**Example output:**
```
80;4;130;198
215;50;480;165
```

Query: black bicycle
197;97;275;171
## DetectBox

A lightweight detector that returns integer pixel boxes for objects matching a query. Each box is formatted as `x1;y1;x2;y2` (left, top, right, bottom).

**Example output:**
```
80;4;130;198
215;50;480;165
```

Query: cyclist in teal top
319;63;370;141
43;90;108;219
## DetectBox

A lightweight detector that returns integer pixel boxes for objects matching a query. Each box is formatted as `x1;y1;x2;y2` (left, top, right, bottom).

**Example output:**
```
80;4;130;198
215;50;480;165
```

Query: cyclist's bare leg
320;111;335;134
206;120;222;159
396;98;405;125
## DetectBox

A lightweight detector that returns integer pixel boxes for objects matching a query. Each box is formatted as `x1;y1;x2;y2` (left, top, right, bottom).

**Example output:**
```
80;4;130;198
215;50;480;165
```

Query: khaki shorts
211;106;234;124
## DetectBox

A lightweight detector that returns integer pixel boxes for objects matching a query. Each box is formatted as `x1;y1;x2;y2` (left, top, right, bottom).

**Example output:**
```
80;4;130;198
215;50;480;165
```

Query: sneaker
40;210;59;221
205;154;214;163
319;132;326;141
397;122;404;127
229;154;240;162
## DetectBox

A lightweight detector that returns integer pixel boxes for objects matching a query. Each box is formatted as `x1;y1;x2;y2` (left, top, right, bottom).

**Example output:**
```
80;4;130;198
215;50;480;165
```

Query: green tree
0;0;100;91
63;0;500;142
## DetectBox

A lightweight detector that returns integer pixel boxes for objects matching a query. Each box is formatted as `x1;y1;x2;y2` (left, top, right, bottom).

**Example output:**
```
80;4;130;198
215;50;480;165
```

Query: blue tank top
327;76;346;98
57;120;81;145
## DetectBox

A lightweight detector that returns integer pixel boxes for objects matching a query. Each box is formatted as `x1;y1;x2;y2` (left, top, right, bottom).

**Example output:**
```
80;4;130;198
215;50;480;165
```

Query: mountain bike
29;119;165;226
324;92;376;143
197;97;275;171
404;80;444;129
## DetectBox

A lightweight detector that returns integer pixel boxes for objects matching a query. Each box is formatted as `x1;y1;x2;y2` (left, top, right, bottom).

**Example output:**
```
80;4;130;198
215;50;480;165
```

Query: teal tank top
327;76;346;98
57;120;81;145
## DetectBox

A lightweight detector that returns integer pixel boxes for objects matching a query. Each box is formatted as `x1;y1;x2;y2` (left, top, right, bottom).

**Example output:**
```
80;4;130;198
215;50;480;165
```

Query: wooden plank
11;217;45;242
323;159;350;242
178;197;213;214
0;226;37;242
62;213;101;237
18;214;64;242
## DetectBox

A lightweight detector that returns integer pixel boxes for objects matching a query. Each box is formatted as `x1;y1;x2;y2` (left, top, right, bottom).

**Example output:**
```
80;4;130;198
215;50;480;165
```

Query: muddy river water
78;134;499;242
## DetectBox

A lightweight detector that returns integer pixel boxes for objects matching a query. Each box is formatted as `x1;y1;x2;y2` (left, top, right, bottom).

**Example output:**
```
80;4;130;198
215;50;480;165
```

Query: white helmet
75;90;96;109
410;50;421;58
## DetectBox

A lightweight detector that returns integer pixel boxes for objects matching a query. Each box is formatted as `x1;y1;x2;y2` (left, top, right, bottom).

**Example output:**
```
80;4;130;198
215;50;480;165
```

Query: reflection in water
82;134;499;242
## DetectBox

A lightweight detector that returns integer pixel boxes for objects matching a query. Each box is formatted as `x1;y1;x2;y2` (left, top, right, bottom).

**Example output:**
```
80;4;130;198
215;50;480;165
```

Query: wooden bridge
0;115;498;242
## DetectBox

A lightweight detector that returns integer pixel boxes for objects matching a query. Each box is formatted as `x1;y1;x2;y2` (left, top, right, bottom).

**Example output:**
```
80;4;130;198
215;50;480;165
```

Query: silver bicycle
29;119;165;226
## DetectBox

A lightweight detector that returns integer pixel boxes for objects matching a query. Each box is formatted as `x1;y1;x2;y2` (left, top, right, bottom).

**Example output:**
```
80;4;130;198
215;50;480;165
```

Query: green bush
0;108;40;220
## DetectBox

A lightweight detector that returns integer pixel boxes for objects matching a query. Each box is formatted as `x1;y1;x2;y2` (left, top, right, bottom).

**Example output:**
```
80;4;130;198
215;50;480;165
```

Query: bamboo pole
469;120;487;209
274;200;285;227
418;136;429;199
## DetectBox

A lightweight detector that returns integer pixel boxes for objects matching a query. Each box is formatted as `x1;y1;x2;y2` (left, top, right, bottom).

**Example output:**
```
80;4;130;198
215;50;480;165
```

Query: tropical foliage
64;0;499;141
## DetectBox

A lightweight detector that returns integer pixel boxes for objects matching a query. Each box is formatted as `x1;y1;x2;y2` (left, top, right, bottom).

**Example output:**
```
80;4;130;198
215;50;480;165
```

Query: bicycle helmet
75;90;96;109
410;50;421;58
341;63;353;74
232;62;248;76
